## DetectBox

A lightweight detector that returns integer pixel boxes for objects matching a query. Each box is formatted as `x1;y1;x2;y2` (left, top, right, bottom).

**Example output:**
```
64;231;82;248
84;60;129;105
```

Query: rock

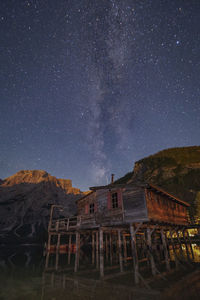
0;170;83;244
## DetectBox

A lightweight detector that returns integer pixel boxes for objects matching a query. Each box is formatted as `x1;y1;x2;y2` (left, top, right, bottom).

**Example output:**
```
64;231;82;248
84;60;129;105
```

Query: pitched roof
148;183;190;207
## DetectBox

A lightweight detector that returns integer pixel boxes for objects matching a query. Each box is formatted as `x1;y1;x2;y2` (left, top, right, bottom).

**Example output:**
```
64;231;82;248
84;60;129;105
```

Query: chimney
111;174;114;184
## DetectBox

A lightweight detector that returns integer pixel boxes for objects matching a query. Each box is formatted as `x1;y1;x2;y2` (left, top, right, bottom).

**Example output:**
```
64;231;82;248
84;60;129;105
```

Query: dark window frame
112;192;118;209
89;203;95;214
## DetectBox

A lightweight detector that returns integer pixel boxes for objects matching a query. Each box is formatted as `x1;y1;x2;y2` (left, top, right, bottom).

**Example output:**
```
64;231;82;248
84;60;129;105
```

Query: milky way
0;0;200;190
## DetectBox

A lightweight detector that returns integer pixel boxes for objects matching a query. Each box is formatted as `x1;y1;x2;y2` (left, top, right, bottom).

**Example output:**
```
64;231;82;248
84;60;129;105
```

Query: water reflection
0;243;200;300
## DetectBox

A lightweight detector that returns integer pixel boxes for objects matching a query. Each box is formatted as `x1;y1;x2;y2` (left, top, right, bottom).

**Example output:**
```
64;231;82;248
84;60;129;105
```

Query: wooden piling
55;233;61;270
74;231;80;272
161;229;170;271
123;233;127;262
182;229;190;261
118;229;123;272
185;229;194;260
109;232;113;265
92;232;95;265
147;227;156;276
99;227;104;278
169;229;179;269
68;234;72;265
106;234;109;262
96;231;99;269
45;233;51;269
130;224;139;284
175;229;184;260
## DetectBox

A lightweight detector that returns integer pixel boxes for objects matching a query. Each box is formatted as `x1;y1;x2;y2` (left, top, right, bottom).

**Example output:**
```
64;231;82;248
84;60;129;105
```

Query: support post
161;229;170;271
92;232;95;265
106;234;109;262
68;234;72;265
55;233;61;270
123;233;127;262
45;233;51;269
96;231;99;269
169;229;179;269
130;224;139;284
74;231;80;272
118;229;123;272
109;232;113;265
175;229;184;260
182;229;190;261
185;229;194;260
147;227;156;275
99;227;104;278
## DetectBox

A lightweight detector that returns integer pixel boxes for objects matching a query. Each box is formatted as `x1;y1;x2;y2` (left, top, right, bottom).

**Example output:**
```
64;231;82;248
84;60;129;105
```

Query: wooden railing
49;216;80;232
49;214;97;231
48;209;124;232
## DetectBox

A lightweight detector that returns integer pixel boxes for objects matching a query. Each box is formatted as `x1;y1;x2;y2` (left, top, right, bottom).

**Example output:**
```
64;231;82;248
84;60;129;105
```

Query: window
89;203;94;214
112;193;118;208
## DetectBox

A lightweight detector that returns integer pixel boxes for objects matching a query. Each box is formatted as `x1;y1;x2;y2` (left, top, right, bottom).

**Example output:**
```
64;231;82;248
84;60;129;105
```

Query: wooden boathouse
45;181;197;285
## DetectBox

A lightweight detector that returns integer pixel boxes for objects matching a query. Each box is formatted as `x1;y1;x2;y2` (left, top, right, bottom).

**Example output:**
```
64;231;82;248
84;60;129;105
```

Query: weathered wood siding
77;192;96;215
95;188;124;225
123;187;149;222
145;189;188;225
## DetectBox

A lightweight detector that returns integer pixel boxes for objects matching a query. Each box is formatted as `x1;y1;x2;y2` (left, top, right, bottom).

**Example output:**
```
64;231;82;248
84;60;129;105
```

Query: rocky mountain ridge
115;146;200;220
0;170;83;243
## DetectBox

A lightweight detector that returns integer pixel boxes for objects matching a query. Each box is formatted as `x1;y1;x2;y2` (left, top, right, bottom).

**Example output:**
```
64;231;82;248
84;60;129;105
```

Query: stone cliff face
115;146;200;219
0;170;83;243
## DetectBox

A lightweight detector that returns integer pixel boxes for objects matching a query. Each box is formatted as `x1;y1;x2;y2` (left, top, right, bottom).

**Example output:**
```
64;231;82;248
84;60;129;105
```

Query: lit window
112;193;118;208
89;203;94;214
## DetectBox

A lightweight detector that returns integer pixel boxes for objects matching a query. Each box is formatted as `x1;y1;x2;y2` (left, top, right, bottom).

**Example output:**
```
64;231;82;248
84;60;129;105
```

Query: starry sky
1;0;200;190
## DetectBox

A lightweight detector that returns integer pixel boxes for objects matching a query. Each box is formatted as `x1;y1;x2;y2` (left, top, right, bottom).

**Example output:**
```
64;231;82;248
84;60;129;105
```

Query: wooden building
77;183;189;228
45;182;197;286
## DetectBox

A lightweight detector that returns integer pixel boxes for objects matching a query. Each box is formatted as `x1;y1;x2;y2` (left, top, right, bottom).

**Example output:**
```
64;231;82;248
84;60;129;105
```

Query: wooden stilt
182;229;190;261
68;234;72;265
106;234;109;262
169;229;179;269
175;229;184;260
109;232;113;265
55;233;61;270
123;233;127;262
96;231;99;269
161;229;170;271
185;229;194;260
74;231;80;272
130;224;139;284
115;232;119;263
92;232;95;265
118;229;123;272
147;227;156;275
99;227;104;278
45;233;51;269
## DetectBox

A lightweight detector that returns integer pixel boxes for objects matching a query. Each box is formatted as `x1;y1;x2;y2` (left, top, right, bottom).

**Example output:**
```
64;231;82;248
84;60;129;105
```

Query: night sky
1;0;200;190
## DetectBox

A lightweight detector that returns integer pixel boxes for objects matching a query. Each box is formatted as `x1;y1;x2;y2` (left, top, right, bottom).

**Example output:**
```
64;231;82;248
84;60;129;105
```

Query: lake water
0;244;200;300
